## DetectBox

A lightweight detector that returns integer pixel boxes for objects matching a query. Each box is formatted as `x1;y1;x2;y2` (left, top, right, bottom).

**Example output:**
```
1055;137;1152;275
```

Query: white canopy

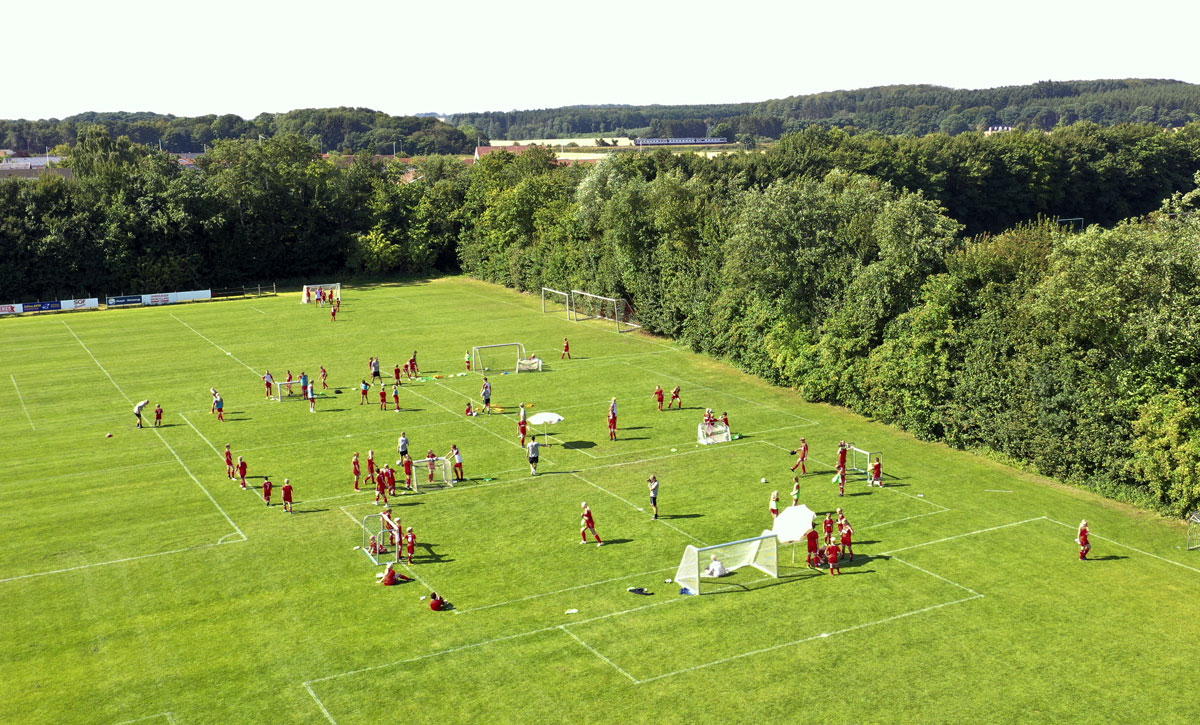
528;412;564;426
770;504;817;544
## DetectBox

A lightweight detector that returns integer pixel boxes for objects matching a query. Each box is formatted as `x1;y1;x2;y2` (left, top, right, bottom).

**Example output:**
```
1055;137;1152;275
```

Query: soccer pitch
3;276;1199;723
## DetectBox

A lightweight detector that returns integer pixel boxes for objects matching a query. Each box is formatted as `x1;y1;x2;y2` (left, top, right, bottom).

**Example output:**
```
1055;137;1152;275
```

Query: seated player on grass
429;592;452;611
378;562;411;586
702;554;729;578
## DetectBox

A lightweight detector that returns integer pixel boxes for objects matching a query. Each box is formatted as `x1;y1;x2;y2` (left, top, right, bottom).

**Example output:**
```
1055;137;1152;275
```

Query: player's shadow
1087;555;1127;561
414;543;452;563
659;513;702;520
846;491;871;497
561;440;597;450
598;538;633;546
321;408;348;412
617;436;650;441
622;426;651;431
391;500;424;507
293;508;328;514
852;539;880;546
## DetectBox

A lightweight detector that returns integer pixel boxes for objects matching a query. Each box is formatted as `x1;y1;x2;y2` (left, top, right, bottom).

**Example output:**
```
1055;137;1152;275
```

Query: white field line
303;682;337;725
169;313;260;376
1042;517;1200;575
179;412;221;456
859;508;949;531
63;320;246;543
559;625;638;683
890;556;981;596
11;374;35;430
634;593;983;685
252;307;268;315
569;471;706;546
620;359;817;423
115;713;176;725
0;540;241;584
402;382;554;464
984;489;1014;493
340;507;437;593
880;517;1047;556
455;566;676;614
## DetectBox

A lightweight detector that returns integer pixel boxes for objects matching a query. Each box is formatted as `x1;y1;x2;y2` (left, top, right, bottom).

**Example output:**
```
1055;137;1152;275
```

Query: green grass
2;276;1199;724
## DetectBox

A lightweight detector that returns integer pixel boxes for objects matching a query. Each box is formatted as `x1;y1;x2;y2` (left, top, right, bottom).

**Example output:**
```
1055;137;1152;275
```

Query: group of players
222;443;293;512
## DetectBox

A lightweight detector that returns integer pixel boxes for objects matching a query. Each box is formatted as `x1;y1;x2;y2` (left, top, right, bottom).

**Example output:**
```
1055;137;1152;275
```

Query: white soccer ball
484;367;490;371
665;578;672;583
761;477;767;483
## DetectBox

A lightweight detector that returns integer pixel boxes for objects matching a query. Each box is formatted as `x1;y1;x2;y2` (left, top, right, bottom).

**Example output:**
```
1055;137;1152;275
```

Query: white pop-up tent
768;504;817;564
528;411;564;443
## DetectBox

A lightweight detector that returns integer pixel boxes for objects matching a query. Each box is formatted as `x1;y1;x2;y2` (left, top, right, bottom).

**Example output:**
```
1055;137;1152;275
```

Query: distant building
984;125;1013;136
0;155;64;168
474;145;531;161
0;167;74;180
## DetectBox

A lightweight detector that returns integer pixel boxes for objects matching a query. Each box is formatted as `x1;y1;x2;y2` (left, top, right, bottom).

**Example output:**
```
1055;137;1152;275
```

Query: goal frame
360;511;401;565
271;378;315;402
301;283;341;304
697;422;732;445
674;533;778;595
570;290;641;333
541;287;572;319
848;446;883;478
411;456;453;493
471;343;526;374
1188;511;1200;551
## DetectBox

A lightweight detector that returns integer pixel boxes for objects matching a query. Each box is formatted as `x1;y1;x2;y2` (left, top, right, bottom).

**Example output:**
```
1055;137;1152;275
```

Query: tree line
2;122;1199;516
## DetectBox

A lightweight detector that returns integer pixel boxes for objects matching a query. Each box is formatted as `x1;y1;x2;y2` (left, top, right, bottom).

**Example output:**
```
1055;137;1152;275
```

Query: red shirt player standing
669;385;681;410
320;365;328;390
823;513;834;544
379;388;388;410
580;502;603;545
791;438;809;474
654;385;664;411
608;398;618;441
154;404;163;427
374;468;389;506
262;477;273;506
366;451;376;486
282;479;293;513
871;456;883;487
404;527;416;565
806;527;821;568
224;444;235;479
352;452;361;491
561;338;571;360
1078;520;1091;560
840;526;854;561
237;456;248;490
394;364;402;384
402;455;414;490
826;542;841;575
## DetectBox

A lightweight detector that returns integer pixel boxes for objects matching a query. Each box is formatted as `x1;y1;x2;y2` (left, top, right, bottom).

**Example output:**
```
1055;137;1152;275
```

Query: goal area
674;533;778;595
1188;511;1200;551
411;456;453;493
541;287;571;319
570;290;640;333
301;283;341;303
359;511;401;565
472;343;526;373
697;422;732;445
848;446;883;478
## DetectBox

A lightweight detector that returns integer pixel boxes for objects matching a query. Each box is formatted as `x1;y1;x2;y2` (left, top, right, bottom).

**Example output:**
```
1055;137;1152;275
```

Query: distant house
984;125;1013;136
0;167;74;180
0;155;64;168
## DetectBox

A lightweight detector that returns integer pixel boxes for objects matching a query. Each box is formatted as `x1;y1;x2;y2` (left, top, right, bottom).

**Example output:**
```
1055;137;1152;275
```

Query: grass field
3;276;1200;724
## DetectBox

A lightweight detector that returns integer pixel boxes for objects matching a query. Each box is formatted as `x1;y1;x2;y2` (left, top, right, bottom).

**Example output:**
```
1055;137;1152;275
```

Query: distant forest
0;108;481;156
448;79;1200;139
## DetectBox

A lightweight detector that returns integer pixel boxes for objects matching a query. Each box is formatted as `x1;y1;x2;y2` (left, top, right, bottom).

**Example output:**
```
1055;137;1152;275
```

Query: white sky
5;0;1199;120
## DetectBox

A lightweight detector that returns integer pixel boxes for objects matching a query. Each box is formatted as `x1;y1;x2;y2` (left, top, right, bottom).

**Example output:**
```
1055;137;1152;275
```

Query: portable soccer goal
848;446;883;479
359;511;401;565
541;287;572;319
1188;511;1200;551
271;380;323;402
674;533;778;595
697;422;732;445
301;283;341;303
472;343;526;374
411;456;453;493
570;290;640;332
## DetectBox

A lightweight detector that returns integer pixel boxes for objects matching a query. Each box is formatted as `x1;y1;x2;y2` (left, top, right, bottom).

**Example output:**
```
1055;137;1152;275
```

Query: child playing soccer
770;490;780;520
790;438;808;474
404;527;416;565
352;451;361;491
823;513;834;544
669;385;681;409
653;385;664;411
580;502;602;546
153;403;163;427
791;476;801;506
392;384;401;411
225;444;235;479
237;456;248;489
282;479;293;513
262;477;273;506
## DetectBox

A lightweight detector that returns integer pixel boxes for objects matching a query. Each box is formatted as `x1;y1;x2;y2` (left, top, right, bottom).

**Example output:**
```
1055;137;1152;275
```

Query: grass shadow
659;513;703;520
292;508;328;514
598;538;633;546
561;440;597;450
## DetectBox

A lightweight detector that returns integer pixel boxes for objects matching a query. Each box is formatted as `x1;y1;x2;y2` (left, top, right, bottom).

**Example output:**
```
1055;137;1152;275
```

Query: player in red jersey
425;450;438;484
653;385;664;411
826;541;841;575
835;465;846;497
404;527;416;565
381;507;397;545
368;535;382;556
352;452;361;491
282;479;293;513
379;562;412;586
305;287;312;304
561;337;571;360
366;450;377;487
392;384;401;411
237;456;248;489
823;513;834;544
374;469;389;506
263;371;274;399
402;454;414;490
330;304;336;322
409;351;419;375
1077;520;1091;560
608;398;618;441
580;502;603;545
770;490;780;520
790;438;808;474
871;456;883;487
840;524;854;561
669;385;681;410
836;508;849;537
805;526;821;568
394;363;402;384
224;444;235;479
720;411;730;431
320;365;328;390
285;371;294;397
153;403;163;427
447;445;464;483
837;441;848;471
379;387;388;410
262;477;273;506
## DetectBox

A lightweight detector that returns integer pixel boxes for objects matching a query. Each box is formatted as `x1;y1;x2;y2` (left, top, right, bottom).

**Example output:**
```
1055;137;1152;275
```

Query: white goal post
410;456;453;493
301;283;341;303
674;532;778;595
570;290;640;332
697;422;732;445
270;377;320;402
541;287;572;319
848;446;883;478
359;511;401;565
1188;511;1200;551
472;343;526;373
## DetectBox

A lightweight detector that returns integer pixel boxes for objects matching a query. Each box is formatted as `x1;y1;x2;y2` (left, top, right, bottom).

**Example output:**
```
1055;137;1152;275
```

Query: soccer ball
106;433;113;438
760;477;767;483
484;367;490;371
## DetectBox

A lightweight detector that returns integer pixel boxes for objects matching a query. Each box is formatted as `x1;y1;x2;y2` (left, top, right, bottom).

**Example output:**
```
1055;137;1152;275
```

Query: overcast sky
5;0;1198;120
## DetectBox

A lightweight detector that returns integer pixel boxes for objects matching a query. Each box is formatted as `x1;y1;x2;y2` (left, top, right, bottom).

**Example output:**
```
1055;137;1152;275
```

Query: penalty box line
169;313;261;377
115;712;176;725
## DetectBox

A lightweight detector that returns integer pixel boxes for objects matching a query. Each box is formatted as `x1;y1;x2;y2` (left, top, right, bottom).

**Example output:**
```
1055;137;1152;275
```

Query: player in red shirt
840;525;854;561
790;438;808;474
263;371;274;399
394;363;402;384
352;451;361;491
374;469;389;506
669;385;681;409
409;351;419;375
285;371;294;396
425;450;438;485
379;562;411;586
1077;520;1091;560
823;513;834;544
561;338;571;360
366;450;377;487
608;398;618;441
653;385;664;411
836;507;850;537
237;456;248;489
837;441;848;471
379;387;388;410
262;477;273;506
224;444;235;479
401;454;414;490
769;490;780;520
319;365;328;390
381;507;397;545
835;464;846;497
580;502;603;545
330;305;336;322
282;479;293;513
805;526;821;568
392;384;401;411
871;456;883;487
720;412;730;431
153;403;163;427
826;541;841;575
404;527;416;565
368;535;382;556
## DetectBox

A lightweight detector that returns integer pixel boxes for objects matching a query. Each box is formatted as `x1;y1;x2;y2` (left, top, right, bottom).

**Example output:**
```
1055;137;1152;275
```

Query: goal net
271;378;323;402
411;456;453;493
1188;511;1200;551
301;283;341;304
570;290;640;332
697;422;732;445
541;287;571;319
674;533;778;595
472;343;526;374
848;446;883;478
359;511;401;565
